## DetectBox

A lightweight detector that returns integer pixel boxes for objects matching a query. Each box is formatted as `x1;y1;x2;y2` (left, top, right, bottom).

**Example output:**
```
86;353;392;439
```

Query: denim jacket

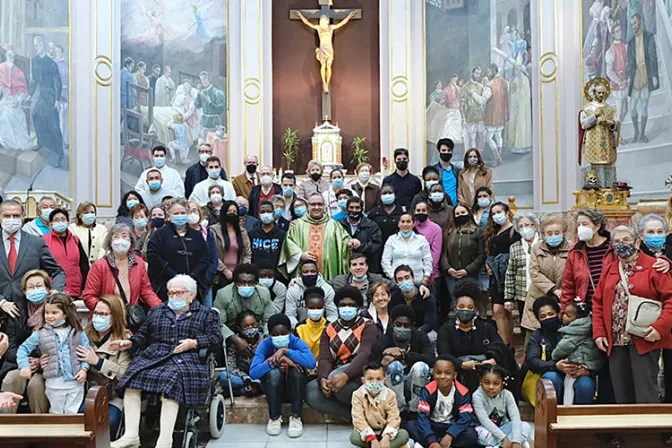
17;326;91;381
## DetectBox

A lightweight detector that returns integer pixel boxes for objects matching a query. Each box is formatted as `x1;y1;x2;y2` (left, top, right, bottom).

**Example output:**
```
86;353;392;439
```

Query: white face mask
188;213;201;225
111;238;131;254
210;193;223;204
577;225;594;242
492;212;506;225
358;171;371;182
520;227;536;241
199;153;211;164
260;175;273;186
2;218;22;234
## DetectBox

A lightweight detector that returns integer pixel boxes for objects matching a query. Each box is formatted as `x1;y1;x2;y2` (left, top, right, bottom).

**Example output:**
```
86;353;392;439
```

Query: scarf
521;233;539;289
28;302;44;328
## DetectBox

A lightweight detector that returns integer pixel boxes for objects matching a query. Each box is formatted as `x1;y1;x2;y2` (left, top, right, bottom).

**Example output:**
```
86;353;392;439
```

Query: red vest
44;231;82;297
610;43;627;91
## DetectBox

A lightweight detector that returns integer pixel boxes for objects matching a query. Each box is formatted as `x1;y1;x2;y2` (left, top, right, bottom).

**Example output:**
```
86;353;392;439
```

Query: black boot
641;116;649;143
631;115;640;142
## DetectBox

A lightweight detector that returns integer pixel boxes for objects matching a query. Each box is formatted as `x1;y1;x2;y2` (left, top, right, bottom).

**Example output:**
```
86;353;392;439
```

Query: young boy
405;355;479;448
350;362;410;448
295;287;328;360
250;314;316;438
257;260;287;313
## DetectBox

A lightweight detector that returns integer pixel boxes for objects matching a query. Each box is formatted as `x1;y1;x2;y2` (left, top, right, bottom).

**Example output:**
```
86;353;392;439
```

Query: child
350;362;410;448
17;293;91;414
294;287;328;361
285;260;337;328
220;310;264;396
551;298;604;405
167;113;191;164
404;354;478;448
258;260;287;314
250;313;316;438
473;365;534;448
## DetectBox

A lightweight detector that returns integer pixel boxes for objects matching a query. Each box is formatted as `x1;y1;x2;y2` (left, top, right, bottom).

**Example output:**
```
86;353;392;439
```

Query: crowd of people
0;139;671;448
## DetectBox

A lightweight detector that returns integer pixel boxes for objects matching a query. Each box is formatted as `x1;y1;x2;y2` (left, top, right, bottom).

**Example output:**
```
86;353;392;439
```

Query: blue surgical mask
492;213;507;225
477;198;490;209
307;308;324;321
430;192;444;203
332;178;344;189
126;199;139;209
399;279;414;293
172;215;188;227
282;186;294;197
425;180;438;190
381;194;395;205
167;298;188;312
646;234;666;250
208;168;221;179
133;218;148;229
52;222;68;233
365;381;386;395
339;306;358;321
26;288;48;304
545;235;564;248
148;180;161;191
153;157;166;168
81;213;96;226
272;334;290;349
92;315;111;333
352;274;367;282
400;229;413;238
259;278;274;288
294;206;307;218
52;318;66;328
238;285;255;298
337;199;347;210
260;213;274;225
274;209;284;219
41;208;54;221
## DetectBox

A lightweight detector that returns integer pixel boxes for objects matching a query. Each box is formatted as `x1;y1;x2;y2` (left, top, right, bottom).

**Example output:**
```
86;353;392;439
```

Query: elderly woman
110;274;222;448
69;201;108;265
205;184;225;226
521;214;569;334
349;162;380;213
361;282;393;337
129;203;149;241
593;226;672;404
298;159;330;199
382;213;433;287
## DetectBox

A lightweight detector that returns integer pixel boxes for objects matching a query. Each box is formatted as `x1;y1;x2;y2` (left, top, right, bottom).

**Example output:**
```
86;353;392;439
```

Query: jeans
262;367;306;420
305;363;360;419
386;361;430;412
476;421;534;446
542;371;595;404
202;289;213;309
404;420;479;448
218;371;245;395
78;401;122;440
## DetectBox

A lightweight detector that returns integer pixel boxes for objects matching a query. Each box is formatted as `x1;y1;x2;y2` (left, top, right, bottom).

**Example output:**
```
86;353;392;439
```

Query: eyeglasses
168;290;188;297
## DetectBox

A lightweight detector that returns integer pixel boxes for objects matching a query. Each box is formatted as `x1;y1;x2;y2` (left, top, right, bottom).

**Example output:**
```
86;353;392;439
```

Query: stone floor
206;423;355;448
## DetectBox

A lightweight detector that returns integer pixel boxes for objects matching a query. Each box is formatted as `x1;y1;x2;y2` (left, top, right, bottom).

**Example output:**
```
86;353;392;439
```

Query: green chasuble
278;214;351;281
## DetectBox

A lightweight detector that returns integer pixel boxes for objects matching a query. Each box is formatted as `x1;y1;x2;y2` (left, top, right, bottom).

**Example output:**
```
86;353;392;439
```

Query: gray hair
513;211;540;232
166;198;189;215
167;274;197;296
0;199;24;215
611;225;638;240
270;195;285;207
638;213;669;235
208;184;223;196
576;207;605;230
103;223;136;251
38;196;55;207
308;192;325;203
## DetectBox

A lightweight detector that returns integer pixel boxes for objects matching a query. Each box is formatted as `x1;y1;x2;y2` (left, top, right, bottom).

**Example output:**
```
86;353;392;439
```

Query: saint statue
578;78;621;188
295;11;357;92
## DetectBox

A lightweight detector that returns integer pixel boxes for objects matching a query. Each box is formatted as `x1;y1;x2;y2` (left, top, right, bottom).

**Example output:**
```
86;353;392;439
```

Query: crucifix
290;0;361;121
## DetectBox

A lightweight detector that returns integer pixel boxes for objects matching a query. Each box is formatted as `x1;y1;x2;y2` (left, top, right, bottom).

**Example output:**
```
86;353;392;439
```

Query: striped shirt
585;240;610;304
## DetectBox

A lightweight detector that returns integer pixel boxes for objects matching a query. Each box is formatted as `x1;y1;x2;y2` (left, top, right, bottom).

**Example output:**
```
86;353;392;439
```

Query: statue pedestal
312;121;343;174
573;188;635;230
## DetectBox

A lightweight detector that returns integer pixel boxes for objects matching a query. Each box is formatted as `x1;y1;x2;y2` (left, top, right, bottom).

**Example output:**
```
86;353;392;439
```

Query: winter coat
524;328;561;375
561;239;617;310
338;216;383;272
214;283;275;340
210;223;252;282
68;223;108;265
349;181;381;213
247;183;282;218
368;205;404;247
117;301;223;407
457;167;493;207
89;336;132;386
440;225;485;276
551;317;605;372
371;328;435;370
44;231;89;297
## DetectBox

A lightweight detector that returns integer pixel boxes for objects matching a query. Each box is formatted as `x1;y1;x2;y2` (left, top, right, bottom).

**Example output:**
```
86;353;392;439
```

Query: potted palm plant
351;136;369;165
282;128;300;171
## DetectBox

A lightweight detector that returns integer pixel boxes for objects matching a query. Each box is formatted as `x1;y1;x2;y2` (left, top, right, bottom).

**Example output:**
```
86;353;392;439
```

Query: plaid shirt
504;240;529;302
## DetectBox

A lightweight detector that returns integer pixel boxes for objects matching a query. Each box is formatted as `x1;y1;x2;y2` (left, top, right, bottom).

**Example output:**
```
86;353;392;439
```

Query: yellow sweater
295;317;326;359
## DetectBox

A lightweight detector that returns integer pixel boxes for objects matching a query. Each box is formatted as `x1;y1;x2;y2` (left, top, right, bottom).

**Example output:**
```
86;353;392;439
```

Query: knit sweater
317;317;377;381
472;387;522;444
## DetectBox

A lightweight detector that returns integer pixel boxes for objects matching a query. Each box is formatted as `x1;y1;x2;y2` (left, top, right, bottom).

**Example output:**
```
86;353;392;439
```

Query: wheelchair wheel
209;394;226;439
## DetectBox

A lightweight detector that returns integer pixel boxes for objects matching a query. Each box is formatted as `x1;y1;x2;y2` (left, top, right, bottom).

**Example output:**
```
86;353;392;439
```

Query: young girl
473;365;534;448
17;293;91;414
220;310;264;396
551;298;604;405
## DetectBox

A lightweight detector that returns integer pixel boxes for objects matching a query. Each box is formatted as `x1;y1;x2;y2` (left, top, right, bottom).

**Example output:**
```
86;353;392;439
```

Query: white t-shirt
430;386;456;424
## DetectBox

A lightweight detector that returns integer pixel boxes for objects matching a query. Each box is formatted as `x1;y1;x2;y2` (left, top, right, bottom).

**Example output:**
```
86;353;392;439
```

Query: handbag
105;256;147;332
619;262;662;338
521;343;545;407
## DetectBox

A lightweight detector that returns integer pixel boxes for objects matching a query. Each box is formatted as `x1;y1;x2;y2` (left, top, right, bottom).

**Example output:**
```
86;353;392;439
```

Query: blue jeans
218;371;245;395
262;367;306;420
542;371;595;404
202;289;213;309
78;401;122;440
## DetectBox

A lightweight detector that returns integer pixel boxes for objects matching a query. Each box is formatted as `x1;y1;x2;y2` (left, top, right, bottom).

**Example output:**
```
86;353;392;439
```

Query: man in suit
0;200;65;318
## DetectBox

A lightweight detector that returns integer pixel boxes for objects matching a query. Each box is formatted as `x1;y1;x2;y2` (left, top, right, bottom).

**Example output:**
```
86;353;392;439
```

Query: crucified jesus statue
295;11;356;93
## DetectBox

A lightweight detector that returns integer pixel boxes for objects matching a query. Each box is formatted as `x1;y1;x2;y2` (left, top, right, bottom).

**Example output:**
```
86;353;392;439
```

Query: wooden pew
0;386;110;448
535;378;672;448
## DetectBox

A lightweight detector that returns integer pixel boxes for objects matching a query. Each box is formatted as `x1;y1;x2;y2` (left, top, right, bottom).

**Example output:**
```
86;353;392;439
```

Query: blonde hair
85;295;128;345
306;160;324;174
540;213;568;233
355;162;372;174
22;270;52;292
75;201;96;225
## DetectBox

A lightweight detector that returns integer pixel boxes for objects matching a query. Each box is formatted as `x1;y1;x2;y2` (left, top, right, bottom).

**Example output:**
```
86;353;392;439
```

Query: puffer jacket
551;317;605;372
440;225;485;276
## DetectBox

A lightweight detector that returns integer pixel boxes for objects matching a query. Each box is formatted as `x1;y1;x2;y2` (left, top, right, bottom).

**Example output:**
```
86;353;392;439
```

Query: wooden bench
535;378;672;448
0;386;110;448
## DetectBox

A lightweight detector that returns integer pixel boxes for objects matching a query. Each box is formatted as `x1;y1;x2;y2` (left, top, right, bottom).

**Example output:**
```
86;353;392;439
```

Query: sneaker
266;417;282;436
110;435;140;448
522;442;531;448
414;442;425;448
287;416;303;438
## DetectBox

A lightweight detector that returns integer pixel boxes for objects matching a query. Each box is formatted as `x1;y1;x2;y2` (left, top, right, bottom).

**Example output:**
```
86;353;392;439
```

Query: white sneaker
522;442;531;448
110;435;140;448
266;417;283;436
287;416;303;438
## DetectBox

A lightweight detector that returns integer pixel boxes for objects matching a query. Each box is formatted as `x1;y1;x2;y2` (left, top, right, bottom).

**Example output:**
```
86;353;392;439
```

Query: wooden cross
290;0;362;121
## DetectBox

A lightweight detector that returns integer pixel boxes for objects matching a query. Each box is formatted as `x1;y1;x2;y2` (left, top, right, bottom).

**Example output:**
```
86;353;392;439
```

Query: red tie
8;235;17;274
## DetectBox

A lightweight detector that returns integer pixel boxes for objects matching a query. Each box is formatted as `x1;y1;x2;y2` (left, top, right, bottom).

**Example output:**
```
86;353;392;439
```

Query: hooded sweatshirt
285;274;337;328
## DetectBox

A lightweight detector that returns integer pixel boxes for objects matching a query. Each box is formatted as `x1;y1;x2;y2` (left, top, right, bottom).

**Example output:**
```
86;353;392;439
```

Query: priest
279;193;351;280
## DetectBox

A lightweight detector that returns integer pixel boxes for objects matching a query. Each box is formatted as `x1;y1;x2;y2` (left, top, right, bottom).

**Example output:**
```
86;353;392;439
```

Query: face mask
148;180;161;191
260;213;274;224
332;178;344;189
224;213;238;224
247;164;258;174
358;171;371;182
82;213;96;226
52;318;66;328
349;211;362;221
52;222;68;233
271;334;290;349
396;160;408;171
468;156;479;166
307;308;325;322
210;193;223;204
492;213;506;225
477;198;490;209
41;208;53;221
274;209;284;219
208;168;221;179
238;285;255;298
365;381;386;395
26;288;48;304
425;180;438;190
241;327;261;340
310;172;322;182
613;241;637;260
151;217;165;228
188;213;200;225
339;306;358;321
282;186;294;197
153;157;166;168
520;227;536;241
415;214;428;223
167;298;188;312
199;153;211;164
646;234;666;250
400;229;414;238
2;218;21;234
439;152;453;162
172;214;188;227
337;199;347;210
294;206;307;218
261;175;273;186
112;238;131;254
540;316;561;332
456;309;477;323
352;274;367;282
577;225;594;242
302;274;318;287
393;326;412;343
545;235;564;248
259;278;274;288
238;206;248;217
92;315;111;333
381;194;395;205
455;215;470;226
126;199;139;209
133;218;148;229
430;192;444;203
399;279;414;293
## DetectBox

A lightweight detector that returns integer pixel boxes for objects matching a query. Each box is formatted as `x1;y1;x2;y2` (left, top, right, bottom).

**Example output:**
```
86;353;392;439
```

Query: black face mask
310;173;322;182
151;217;165;229
224;213;238;224
396;160;408;171
439;152;453;162
415;214;428;223
349;212;362;221
246;164;257;174
302;274;318;287
454;215;470;226
540;316;561;333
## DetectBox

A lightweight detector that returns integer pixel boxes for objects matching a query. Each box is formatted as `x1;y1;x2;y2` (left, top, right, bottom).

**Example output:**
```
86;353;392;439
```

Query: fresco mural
120;0;228;193
425;0;534;208
0;0;70;196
